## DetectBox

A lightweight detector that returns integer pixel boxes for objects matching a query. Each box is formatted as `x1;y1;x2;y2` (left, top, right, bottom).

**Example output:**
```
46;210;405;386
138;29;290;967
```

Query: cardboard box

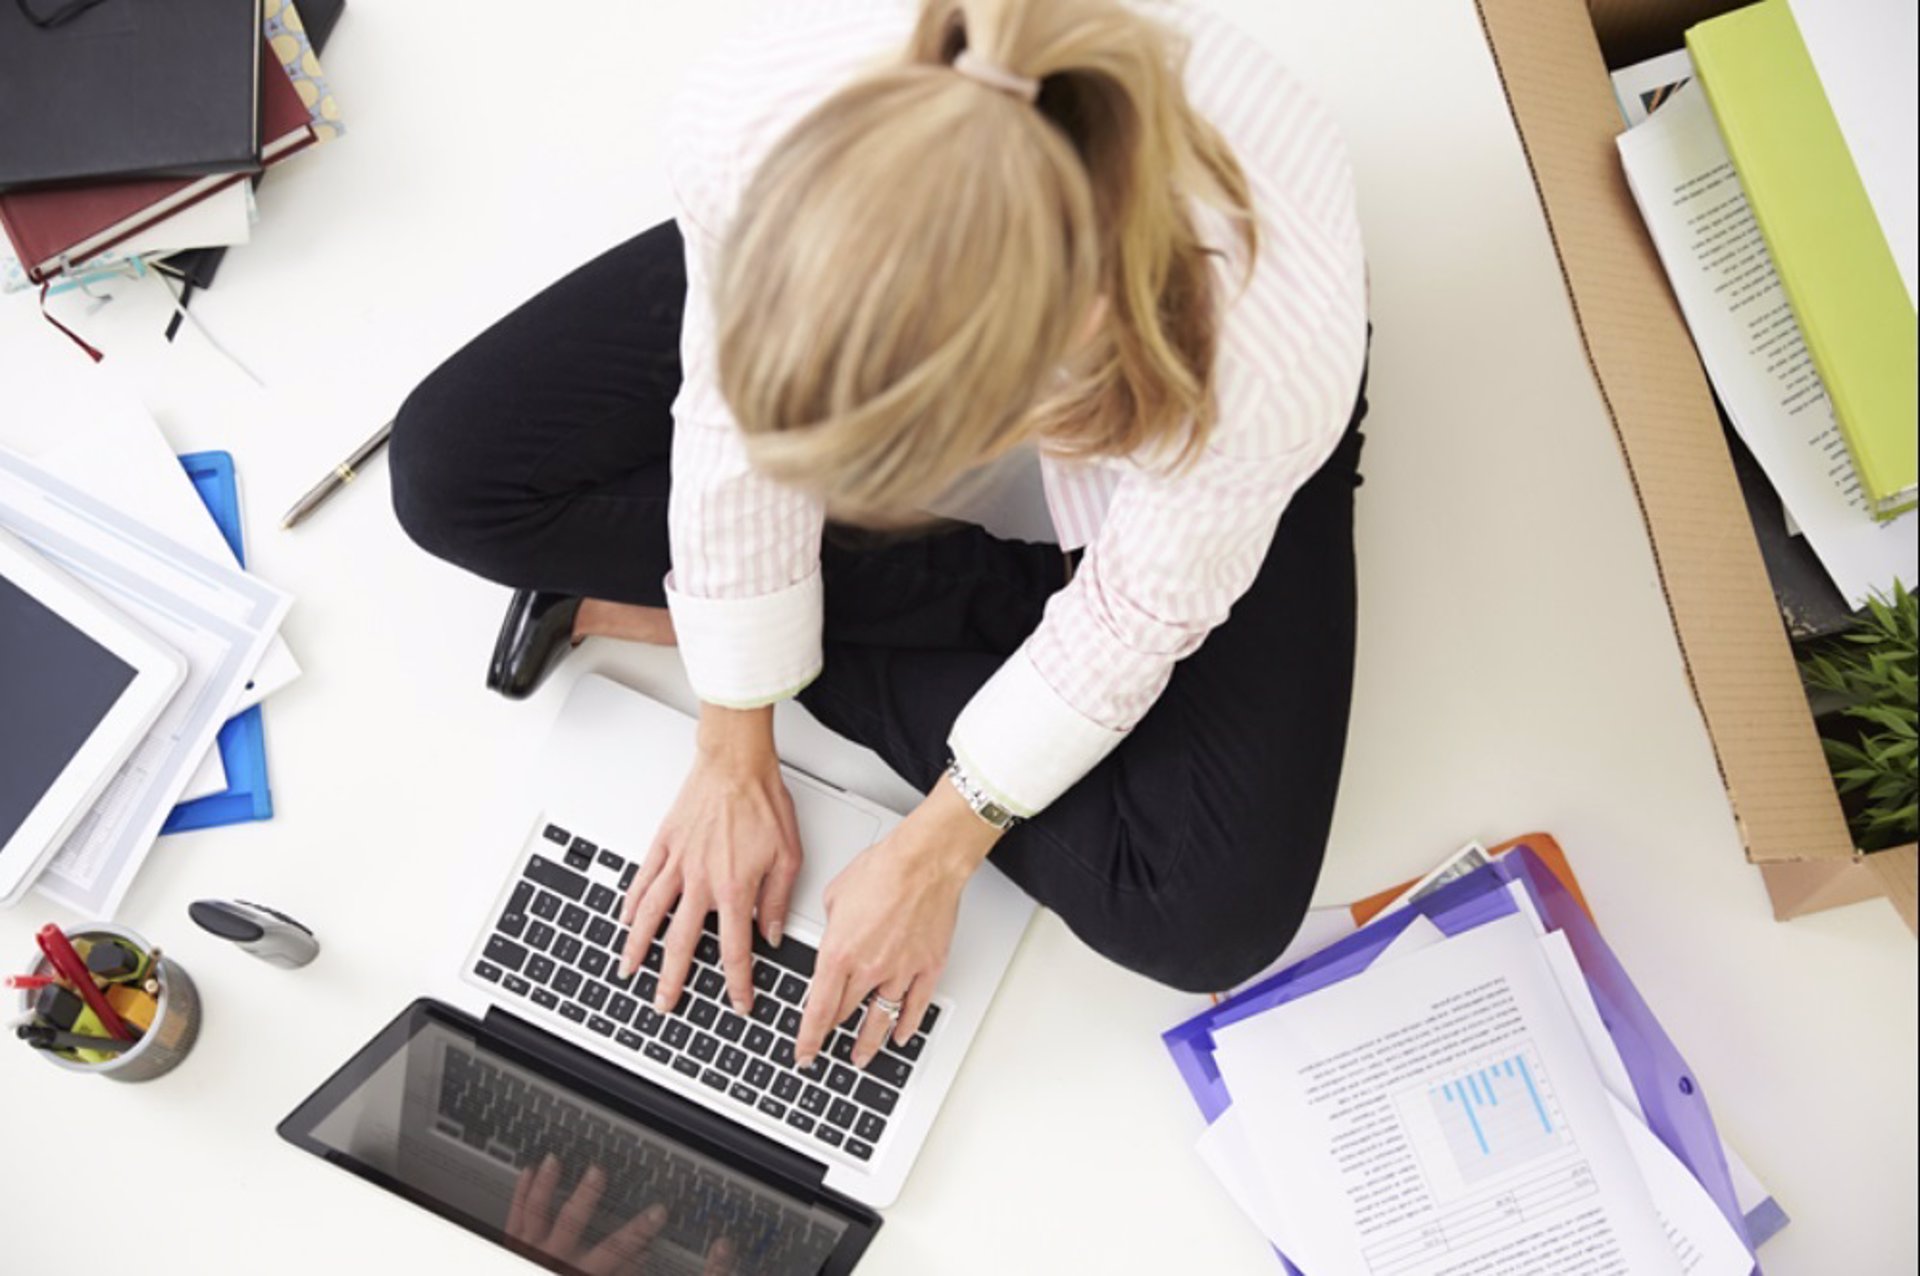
1473;0;1918;933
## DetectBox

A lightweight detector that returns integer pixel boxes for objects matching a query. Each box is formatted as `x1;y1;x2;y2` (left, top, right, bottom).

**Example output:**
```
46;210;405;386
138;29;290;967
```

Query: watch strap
945;758;1022;831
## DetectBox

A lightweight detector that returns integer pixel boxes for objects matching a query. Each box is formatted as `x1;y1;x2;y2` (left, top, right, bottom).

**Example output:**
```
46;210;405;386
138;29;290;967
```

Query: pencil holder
17;923;200;1083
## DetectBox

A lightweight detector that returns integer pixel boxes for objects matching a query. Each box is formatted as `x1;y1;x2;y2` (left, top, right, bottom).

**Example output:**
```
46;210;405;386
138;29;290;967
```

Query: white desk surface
2;2;1914;1272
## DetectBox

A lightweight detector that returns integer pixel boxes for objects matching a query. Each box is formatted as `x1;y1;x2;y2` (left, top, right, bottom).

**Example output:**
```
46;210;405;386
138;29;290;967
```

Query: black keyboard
433;1041;843;1273
470;822;943;1168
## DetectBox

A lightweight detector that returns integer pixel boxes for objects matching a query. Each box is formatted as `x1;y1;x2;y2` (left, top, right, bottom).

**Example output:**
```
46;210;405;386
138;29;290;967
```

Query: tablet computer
0;527;185;908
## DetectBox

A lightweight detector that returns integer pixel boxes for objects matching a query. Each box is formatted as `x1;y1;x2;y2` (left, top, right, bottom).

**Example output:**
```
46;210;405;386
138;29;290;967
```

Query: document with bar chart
1210;912;1681;1276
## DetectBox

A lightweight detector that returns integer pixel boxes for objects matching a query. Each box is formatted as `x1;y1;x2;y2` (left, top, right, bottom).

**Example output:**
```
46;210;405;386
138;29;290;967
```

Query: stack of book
1612;0;1916;632
0;0;345;318
1165;837;1783;1275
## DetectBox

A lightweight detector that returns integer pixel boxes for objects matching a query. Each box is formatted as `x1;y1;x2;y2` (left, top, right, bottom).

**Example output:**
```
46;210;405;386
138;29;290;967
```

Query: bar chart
1427;1048;1571;1182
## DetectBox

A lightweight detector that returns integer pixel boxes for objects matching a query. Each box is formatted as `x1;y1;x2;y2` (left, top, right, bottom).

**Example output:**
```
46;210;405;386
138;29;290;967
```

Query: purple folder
1162;845;1759;1275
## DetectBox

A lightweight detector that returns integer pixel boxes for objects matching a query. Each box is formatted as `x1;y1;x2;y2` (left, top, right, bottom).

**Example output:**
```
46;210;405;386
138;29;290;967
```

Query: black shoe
487;590;583;700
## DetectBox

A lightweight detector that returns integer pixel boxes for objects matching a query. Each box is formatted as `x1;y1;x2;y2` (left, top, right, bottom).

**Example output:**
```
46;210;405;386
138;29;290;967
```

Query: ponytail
717;0;1254;522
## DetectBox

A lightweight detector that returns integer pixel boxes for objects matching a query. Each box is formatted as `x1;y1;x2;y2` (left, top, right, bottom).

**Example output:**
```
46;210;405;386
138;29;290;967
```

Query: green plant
1798;580;1917;851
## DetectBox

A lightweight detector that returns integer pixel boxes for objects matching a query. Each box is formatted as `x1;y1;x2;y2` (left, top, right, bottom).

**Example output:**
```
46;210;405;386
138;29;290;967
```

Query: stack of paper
1167;847;1766;1276
0;369;297;916
1614;69;1915;608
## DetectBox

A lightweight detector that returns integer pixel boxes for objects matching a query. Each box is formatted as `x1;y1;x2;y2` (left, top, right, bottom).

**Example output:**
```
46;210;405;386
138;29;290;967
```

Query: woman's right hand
617;704;803;1015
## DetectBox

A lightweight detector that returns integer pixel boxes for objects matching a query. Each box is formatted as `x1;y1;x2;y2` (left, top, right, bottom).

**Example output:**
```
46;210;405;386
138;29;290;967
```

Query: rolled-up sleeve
664;121;827;709
946;420;1344;817
949;197;1369;816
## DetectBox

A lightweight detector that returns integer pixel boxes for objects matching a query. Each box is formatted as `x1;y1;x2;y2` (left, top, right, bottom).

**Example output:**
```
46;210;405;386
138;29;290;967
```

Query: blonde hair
714;0;1256;524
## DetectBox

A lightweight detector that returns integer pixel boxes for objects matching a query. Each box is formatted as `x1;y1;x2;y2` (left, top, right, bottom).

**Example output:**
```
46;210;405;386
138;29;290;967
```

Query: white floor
2;2;1915;1273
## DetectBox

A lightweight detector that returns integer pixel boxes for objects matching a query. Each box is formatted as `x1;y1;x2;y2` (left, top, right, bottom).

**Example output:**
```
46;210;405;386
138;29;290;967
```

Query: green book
1688;0;1918;521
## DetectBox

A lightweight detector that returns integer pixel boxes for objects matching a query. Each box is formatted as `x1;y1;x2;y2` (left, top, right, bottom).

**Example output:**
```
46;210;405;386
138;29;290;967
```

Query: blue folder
160;451;273;833
1162;845;1760;1275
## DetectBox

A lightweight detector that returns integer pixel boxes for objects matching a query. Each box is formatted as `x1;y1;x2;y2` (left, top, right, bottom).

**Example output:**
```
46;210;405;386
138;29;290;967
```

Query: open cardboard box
1473;0;1918;933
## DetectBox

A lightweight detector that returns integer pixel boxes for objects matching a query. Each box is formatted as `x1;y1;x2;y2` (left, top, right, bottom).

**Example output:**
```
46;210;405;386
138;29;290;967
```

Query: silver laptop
282;674;1034;1273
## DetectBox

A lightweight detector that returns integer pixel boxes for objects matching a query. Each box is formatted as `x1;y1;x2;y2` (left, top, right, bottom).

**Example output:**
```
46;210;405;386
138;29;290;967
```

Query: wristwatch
945;758;1022;832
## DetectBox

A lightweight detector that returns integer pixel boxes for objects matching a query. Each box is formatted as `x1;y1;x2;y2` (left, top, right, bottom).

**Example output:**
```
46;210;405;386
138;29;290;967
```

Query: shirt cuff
664;569;824;709
948;647;1126;817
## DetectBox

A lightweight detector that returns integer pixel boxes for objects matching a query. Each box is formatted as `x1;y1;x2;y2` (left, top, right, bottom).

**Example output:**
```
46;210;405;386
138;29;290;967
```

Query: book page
1617;82;1915;605
1211;915;1681;1276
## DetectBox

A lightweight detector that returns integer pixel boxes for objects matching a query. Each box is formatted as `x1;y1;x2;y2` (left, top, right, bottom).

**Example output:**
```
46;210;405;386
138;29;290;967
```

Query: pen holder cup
18;924;200;1083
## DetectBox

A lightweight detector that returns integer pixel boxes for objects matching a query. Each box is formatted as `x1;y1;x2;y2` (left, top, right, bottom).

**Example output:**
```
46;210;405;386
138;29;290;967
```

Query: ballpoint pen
18;1025;135;1055
280;419;394;529
35;924;135;1042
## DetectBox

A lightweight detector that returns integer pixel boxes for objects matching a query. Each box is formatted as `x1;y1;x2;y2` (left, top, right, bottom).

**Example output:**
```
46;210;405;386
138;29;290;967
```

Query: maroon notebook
0;33;321;285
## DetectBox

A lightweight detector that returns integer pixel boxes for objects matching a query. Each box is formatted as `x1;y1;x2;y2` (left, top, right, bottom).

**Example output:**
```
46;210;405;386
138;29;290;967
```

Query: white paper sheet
1196;1108;1298;1253
1211;914;1681;1276
1196;916;1451;1256
0;367;300;712
1376;915;1447;965
0;450;291;915
1789;0;1918;308
1540;931;1644;1123
1618;83;1917;606
1609;1095;1754;1276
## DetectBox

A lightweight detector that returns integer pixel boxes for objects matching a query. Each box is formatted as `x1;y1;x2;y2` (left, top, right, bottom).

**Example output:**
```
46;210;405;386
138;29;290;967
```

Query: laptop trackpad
784;776;887;930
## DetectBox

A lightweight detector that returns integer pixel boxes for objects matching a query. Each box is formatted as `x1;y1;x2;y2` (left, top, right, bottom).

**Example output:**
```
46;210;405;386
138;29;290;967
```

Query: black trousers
392;221;1367;992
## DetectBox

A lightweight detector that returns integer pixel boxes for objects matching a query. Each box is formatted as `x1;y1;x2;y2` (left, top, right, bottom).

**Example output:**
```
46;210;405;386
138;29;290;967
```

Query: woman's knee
389;365;496;561
1113;916;1302;994
1084;857;1320;994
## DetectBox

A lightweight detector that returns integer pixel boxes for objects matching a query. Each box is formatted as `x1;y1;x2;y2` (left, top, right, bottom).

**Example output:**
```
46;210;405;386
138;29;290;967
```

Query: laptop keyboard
434;1041;844;1273
471;822;942;1169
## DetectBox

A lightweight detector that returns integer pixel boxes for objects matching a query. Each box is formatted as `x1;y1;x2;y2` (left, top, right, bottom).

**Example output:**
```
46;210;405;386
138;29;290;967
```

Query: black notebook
165;0;347;316
0;0;264;192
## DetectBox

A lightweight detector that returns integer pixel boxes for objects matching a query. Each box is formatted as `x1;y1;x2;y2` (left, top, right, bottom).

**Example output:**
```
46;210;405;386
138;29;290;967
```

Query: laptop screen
280;1001;875;1276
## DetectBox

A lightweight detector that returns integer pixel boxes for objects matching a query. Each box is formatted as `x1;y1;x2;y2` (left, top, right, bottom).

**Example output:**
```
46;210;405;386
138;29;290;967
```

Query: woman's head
714;0;1254;524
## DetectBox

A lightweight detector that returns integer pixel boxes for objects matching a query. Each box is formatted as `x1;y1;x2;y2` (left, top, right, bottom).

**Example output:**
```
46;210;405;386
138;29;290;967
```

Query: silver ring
868;992;904;1021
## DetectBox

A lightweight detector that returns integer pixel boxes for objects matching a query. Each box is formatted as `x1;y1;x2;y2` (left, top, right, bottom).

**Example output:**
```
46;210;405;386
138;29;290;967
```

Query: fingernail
617;959;634;978
768;923;783;946
713;1239;733;1259
645;1204;668;1224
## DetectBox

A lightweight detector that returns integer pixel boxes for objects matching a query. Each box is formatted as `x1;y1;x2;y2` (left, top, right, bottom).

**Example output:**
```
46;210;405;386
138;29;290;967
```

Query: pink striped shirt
664;0;1368;816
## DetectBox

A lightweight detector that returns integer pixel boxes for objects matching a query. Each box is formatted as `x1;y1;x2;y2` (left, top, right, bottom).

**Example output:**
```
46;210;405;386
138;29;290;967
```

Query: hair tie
953;49;1041;103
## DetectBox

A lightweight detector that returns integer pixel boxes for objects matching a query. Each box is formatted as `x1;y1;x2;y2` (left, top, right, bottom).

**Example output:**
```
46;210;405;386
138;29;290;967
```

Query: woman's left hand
794;781;1002;1070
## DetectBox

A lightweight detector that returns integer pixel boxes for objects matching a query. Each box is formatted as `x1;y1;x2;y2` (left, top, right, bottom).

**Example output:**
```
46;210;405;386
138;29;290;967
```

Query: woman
392;0;1368;1078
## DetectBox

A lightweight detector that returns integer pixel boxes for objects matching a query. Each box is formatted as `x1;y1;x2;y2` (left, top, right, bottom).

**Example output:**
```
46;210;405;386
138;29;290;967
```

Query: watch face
981;802;1012;827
